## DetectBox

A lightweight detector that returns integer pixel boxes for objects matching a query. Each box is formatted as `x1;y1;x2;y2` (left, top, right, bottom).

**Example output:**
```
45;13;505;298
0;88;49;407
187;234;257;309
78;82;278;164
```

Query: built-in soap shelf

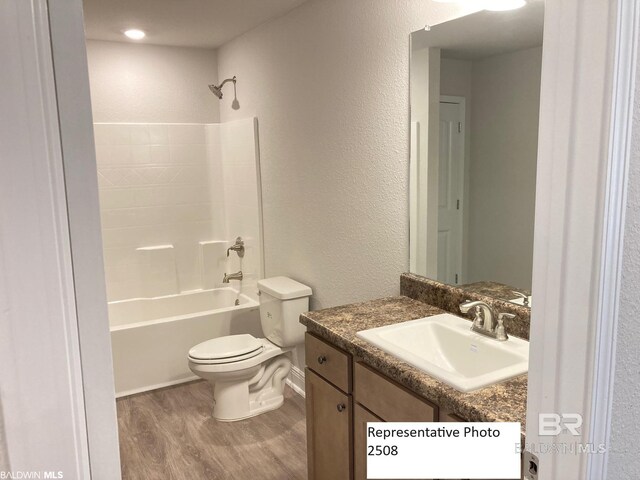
133;239;244;296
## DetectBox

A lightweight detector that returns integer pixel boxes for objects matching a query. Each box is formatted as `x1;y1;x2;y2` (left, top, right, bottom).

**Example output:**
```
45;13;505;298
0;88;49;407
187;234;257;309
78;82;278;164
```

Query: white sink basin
356;313;529;392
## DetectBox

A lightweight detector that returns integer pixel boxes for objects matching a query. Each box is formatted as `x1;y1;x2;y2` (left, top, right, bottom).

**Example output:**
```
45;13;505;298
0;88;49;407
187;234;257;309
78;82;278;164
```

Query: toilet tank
258;276;312;347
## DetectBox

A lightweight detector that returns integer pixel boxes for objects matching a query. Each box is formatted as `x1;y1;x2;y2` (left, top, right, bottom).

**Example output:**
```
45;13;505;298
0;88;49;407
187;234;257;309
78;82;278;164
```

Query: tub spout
223;271;243;283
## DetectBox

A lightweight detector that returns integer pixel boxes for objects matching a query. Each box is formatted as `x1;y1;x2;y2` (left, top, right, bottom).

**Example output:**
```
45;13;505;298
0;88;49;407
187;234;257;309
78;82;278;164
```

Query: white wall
441;58;473;97
86;40;220;124
216;0;476;310
467;46;542;290
607;51;640;479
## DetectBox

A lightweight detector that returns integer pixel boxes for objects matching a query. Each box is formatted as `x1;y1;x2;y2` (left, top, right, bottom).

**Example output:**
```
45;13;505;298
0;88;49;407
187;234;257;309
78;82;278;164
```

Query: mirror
409;2;544;308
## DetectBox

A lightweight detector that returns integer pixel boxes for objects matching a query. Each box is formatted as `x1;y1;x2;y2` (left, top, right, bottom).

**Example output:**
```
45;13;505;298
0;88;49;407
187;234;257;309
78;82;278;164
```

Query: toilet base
195;355;292;422
213;384;286;422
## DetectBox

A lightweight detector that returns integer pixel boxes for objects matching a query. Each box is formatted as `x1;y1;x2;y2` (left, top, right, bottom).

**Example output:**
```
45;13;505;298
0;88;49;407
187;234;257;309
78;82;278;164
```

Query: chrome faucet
511;290;530;306
227;237;245;258
223;271;243;283
459;300;514;341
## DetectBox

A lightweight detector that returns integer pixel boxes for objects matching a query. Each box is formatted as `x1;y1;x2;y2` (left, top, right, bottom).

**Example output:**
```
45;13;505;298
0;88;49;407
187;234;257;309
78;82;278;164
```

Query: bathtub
109;287;261;397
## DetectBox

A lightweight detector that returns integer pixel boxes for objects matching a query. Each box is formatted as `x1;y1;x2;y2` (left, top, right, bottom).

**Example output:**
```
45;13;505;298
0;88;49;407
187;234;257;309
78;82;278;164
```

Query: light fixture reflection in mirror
409;3;543;307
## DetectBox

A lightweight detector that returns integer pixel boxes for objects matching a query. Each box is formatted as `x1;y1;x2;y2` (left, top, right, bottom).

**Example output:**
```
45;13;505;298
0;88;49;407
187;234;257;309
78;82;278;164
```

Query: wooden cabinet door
354;404;383;480
354;362;436;422
305;368;352;480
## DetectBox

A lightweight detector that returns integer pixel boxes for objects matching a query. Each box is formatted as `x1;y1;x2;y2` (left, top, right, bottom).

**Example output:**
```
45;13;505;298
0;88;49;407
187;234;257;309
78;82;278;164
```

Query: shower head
208;76;236;99
208;84;223;99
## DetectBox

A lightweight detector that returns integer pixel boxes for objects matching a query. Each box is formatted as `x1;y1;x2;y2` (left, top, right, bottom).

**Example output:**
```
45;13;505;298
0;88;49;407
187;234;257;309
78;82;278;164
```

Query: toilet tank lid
258;276;312;300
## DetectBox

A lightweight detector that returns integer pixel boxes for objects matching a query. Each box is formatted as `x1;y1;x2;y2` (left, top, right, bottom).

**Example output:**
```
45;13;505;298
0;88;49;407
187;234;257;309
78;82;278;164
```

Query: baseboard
286;365;305;398
115;375;200;399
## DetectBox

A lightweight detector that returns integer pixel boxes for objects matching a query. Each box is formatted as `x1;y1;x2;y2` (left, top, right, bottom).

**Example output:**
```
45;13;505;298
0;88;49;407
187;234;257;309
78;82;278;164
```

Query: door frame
0;0;120;477
1;0;637;478
525;0;638;478
47;0;122;477
438;95;466;285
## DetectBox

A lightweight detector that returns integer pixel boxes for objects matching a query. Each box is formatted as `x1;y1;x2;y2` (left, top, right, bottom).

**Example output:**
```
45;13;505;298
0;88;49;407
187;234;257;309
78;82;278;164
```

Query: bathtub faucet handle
227;237;245;258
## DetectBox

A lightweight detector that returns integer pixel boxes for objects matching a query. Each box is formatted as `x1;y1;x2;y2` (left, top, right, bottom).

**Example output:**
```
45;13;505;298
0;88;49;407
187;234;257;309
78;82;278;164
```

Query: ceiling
82;0;309;49
411;1;544;60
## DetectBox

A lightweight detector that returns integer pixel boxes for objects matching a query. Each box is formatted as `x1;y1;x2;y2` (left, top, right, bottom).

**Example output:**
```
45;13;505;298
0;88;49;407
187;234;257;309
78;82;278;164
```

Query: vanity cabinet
304;333;438;480
304;332;522;480
305;333;354;479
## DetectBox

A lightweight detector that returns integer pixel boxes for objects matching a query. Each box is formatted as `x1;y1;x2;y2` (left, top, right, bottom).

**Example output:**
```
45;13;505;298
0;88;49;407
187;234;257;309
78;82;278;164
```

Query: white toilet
188;276;312;421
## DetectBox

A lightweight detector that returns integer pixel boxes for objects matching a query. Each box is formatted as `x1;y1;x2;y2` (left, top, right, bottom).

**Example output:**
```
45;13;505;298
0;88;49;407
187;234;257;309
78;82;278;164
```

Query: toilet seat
188;334;263;364
189;338;288;372
188;347;264;365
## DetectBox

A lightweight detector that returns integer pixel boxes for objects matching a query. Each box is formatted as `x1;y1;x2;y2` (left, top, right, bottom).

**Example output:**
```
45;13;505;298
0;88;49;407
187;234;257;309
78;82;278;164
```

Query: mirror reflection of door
437;97;465;285
409;2;544;306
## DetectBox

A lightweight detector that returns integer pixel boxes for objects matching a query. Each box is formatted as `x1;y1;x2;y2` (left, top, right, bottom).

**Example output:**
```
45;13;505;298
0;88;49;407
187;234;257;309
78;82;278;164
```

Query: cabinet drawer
354;362;436;422
306;333;352;393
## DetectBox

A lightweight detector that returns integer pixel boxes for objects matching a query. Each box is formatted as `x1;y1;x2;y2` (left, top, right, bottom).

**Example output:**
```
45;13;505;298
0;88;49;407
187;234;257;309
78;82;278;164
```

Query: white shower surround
95;118;265;395
95;118;263;302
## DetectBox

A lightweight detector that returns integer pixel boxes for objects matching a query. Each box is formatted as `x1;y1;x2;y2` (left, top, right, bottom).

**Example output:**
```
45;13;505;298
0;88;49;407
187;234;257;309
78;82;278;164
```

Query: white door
437;98;465;285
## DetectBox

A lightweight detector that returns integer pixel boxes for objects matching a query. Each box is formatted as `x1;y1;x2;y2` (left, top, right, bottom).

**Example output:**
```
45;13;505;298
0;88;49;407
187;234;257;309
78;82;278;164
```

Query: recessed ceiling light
123;29;146;40
483;0;526;11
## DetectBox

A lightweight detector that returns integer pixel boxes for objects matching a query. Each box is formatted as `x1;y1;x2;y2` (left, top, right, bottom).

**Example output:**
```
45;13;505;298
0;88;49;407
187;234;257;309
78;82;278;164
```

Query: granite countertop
460;281;531;304
300;296;528;435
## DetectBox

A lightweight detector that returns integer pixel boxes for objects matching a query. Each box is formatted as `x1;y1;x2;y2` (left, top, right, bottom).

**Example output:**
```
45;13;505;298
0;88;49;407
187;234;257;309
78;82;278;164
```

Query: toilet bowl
188;277;312;421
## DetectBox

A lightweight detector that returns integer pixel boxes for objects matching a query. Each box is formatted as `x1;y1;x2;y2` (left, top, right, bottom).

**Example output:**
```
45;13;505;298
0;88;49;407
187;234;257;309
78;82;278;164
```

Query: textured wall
86;40;220;124
607;51;640;479
216;0;476;310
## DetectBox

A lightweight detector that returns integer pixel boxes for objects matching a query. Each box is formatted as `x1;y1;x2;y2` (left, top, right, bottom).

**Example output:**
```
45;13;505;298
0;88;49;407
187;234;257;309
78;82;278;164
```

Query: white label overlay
366;422;521;479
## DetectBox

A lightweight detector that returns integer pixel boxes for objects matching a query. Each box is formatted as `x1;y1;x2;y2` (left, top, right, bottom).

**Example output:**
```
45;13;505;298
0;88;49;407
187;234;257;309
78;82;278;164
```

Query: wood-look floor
117;380;307;480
